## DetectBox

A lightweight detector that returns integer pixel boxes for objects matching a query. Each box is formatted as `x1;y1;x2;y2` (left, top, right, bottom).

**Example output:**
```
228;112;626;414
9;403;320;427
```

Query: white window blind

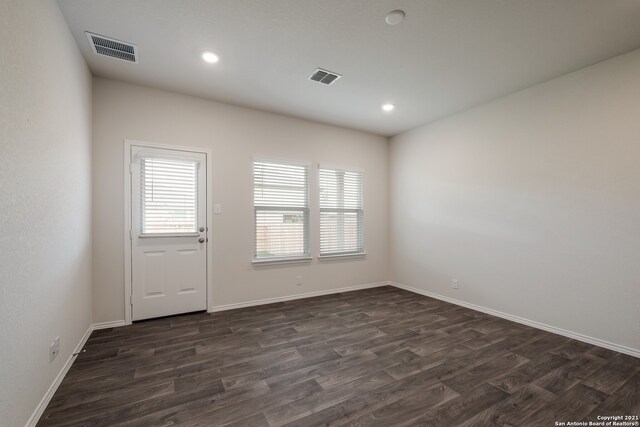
140;156;199;235
319;167;364;256
254;160;309;260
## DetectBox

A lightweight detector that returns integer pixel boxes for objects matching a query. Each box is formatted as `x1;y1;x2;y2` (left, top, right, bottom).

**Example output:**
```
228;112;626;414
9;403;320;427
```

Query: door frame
123;139;213;325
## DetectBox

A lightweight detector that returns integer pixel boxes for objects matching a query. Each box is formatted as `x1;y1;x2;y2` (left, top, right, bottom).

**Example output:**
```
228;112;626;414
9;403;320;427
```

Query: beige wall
3;4;638;424
390;49;640;354
0;1;93;426
92;78;389;323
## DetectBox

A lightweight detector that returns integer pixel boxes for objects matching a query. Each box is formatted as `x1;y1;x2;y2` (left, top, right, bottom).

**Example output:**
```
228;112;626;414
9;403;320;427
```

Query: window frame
137;154;202;238
252;158;311;264
318;165;365;258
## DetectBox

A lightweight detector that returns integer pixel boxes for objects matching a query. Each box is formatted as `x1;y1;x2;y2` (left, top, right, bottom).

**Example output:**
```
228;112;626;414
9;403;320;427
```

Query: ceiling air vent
86;32;138;63
308;68;342;85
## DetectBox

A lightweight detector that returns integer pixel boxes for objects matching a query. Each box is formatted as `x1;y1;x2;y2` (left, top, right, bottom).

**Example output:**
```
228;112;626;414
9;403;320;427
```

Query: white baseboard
389;281;640;359
25;324;93;427
25;319;126;427
208;282;389;313
92;320;126;330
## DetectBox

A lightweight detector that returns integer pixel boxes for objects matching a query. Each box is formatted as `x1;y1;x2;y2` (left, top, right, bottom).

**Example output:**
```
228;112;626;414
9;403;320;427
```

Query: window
140;156;199;235
319;167;364;256
254;160;309;260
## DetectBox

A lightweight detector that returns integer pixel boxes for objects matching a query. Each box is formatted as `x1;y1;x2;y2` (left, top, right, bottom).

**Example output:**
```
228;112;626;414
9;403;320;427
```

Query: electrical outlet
296;275;303;286
49;336;60;363
451;279;459;290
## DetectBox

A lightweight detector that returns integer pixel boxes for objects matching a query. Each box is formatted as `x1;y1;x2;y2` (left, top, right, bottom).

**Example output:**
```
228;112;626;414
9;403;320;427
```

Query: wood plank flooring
38;286;640;426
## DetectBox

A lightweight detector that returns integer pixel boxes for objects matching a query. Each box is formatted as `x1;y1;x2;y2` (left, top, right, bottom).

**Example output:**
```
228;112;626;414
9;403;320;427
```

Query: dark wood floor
38;286;640;426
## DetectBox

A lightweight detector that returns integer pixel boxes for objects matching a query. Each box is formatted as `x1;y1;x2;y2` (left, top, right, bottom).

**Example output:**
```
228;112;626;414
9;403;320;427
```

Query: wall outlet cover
49;337;60;363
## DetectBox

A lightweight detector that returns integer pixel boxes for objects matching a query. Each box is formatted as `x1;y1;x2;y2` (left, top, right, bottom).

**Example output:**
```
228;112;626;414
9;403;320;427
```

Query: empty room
2;0;640;426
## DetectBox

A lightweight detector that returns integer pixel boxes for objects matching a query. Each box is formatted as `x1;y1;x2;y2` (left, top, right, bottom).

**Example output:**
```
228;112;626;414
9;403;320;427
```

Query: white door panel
130;146;207;321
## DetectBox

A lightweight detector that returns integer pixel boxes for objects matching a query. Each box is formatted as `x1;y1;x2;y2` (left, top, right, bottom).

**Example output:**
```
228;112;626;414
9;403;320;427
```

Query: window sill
318;252;366;260
252;256;313;266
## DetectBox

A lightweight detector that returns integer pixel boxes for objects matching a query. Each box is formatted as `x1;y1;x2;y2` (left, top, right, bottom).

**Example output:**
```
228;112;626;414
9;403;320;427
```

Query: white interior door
130;146;207;321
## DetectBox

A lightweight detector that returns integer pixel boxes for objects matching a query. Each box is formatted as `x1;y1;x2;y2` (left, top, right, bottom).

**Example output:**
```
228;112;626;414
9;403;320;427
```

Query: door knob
199;237;205;243
199;227;205;232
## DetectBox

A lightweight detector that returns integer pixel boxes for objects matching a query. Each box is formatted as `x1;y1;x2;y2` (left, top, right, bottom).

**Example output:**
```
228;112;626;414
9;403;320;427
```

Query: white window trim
318;252;366;260
136;153;201;237
318;164;365;257
252;256;313;266
253;157;311;262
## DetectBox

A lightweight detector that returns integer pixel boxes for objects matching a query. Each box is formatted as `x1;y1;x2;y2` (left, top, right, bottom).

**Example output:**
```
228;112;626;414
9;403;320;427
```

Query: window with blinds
254;160;309;260
319;167;364;256
140;156;199;235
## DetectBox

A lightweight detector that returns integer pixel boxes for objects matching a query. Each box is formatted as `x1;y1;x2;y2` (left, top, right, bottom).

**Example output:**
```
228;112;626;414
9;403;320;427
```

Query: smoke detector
385;10;405;25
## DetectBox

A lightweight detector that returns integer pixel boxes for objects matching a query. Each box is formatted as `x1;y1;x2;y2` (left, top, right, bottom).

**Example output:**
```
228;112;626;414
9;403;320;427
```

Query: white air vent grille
309;68;342;85
86;32;137;63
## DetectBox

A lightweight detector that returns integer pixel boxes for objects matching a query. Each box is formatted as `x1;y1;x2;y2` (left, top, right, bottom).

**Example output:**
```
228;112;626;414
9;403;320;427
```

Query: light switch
214;204;222;214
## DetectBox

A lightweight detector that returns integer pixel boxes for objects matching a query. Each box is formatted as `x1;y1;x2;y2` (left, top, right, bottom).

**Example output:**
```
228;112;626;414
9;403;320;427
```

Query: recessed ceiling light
382;103;395;112
202;51;219;63
385;10;405;25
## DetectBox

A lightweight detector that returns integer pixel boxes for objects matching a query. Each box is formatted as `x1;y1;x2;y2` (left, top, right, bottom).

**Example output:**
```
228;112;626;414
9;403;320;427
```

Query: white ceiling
57;0;640;136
